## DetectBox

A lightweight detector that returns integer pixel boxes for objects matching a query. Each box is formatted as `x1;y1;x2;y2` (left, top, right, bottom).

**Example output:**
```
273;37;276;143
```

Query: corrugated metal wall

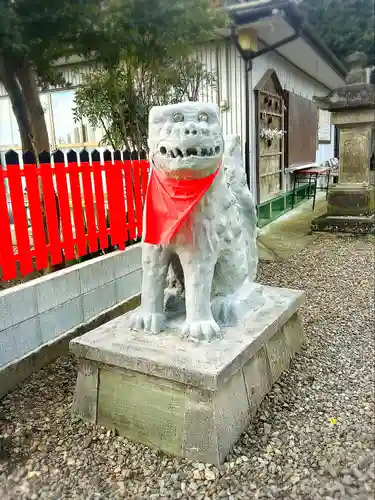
192;41;247;155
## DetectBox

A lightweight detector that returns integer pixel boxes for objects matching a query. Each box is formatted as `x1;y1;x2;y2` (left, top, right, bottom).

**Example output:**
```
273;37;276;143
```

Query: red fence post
91;149;109;250
22;150;49;271
123;150;137;241
0;155;17;280
80;149;99;254
53;150;76;261
39;150;64;266
132;159;143;238
5;150;34;276
104;149;127;250
112;150;128;250
67;149;87;258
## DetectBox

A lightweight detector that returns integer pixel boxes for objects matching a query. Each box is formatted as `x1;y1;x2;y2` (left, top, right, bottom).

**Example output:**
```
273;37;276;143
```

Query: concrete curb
0;293;140;399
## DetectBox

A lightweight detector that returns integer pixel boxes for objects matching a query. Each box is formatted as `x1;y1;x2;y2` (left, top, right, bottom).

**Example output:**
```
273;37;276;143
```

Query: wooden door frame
254;69;287;206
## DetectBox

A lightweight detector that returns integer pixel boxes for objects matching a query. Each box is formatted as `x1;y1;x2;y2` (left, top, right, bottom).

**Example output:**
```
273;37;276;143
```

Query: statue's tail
223;135;258;281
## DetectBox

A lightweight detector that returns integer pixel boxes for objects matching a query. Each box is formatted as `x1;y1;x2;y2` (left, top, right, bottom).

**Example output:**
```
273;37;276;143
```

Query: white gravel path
1;234;374;500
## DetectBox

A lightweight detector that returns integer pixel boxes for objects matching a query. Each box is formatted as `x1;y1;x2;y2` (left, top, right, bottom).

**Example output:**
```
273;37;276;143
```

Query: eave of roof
225;0;348;80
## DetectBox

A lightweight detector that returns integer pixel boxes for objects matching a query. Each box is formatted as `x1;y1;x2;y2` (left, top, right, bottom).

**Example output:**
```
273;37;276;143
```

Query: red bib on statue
143;165;220;245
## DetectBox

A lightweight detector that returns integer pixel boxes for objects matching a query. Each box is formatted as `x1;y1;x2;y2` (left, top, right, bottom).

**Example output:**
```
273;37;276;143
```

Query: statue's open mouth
158;145;221;159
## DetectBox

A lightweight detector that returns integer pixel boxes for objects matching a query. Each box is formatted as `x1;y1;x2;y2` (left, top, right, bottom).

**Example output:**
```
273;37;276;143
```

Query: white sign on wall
318;109;332;143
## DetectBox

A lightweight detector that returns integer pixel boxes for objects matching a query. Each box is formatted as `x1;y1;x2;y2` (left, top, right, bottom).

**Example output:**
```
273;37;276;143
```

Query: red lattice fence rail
0;148;149;281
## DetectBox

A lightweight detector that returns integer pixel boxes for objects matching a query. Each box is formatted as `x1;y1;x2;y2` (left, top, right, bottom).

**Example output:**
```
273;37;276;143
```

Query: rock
193;470;202;480
268;462;277;475
358;454;372;470
325;465;338;477
264;423;272;435
205;469;216;481
290;475;300;485
342;475;354;486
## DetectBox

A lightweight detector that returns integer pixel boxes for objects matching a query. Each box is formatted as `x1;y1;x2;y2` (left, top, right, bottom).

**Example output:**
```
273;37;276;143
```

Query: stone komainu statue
130;102;261;342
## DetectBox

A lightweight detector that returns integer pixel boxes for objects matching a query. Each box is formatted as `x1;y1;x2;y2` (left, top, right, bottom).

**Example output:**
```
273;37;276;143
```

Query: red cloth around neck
143;164;220;245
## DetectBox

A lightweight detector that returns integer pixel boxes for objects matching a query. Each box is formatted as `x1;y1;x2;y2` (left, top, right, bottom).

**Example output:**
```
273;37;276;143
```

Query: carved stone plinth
328;110;374;217
70;285;305;465
313;53;375;233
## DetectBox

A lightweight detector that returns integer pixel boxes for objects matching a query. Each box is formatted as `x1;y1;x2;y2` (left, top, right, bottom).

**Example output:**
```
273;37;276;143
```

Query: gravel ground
1;234;374;500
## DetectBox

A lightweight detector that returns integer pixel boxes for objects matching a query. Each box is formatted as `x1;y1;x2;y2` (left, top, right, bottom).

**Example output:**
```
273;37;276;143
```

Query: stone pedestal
312;52;375;234
328;109;374;217
70;285;305;465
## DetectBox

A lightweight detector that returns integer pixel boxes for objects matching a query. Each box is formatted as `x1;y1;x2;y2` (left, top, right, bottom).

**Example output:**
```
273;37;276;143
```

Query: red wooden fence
0;148;150;281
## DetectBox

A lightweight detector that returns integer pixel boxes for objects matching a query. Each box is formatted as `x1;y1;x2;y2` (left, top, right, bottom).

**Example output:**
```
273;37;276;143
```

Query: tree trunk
17;61;50;152
13;60;63;272
0;56;33;151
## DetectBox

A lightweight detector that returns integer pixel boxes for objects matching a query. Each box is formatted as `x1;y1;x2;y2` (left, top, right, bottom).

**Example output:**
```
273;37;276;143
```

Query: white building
197;0;346;223
0;0;347;224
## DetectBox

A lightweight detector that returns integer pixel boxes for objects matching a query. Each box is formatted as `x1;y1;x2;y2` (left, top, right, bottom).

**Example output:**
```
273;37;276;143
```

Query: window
51;90;104;147
51;90;82;146
0;94;53;150
0;98;21;148
0;90;105;151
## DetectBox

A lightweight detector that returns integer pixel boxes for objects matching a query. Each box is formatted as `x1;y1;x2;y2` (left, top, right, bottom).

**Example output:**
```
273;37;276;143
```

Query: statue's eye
173;112;184;123
198;112;209;122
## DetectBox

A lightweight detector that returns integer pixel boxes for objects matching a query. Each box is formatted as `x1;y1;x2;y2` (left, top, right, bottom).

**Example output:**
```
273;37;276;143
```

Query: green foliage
71;0;224;150
74;59;217;150
0;0;225;150
81;0;226;70
299;0;375;65
0;0;225;80
0;0;102;86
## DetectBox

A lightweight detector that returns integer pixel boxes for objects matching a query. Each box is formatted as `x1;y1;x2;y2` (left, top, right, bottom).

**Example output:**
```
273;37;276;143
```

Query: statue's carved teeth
159;144;221;159
186;148;198;157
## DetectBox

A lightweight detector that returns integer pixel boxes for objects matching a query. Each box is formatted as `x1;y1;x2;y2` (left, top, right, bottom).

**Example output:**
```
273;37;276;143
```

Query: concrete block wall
0;244;142;369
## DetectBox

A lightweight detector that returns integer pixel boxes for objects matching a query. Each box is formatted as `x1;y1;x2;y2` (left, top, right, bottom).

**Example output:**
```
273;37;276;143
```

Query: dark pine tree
299;0;375;66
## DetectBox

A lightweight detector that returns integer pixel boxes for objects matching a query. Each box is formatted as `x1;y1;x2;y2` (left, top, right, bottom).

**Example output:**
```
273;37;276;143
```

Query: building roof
224;0;347;86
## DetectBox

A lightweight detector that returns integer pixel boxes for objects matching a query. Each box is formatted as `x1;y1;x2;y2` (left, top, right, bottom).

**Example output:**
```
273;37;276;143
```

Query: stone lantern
312;52;375;233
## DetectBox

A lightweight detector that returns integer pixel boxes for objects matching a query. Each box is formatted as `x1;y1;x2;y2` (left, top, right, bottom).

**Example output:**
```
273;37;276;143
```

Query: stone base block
311;214;375;234
70;285;305;465
327;185;374;217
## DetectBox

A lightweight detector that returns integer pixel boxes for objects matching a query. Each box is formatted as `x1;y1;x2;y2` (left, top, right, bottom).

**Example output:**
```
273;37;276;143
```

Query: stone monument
70;102;305;464
312;52;375;234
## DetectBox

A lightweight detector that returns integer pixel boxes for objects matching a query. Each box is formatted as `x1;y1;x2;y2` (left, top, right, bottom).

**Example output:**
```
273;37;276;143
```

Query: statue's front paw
181;319;221;342
130;311;165;335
